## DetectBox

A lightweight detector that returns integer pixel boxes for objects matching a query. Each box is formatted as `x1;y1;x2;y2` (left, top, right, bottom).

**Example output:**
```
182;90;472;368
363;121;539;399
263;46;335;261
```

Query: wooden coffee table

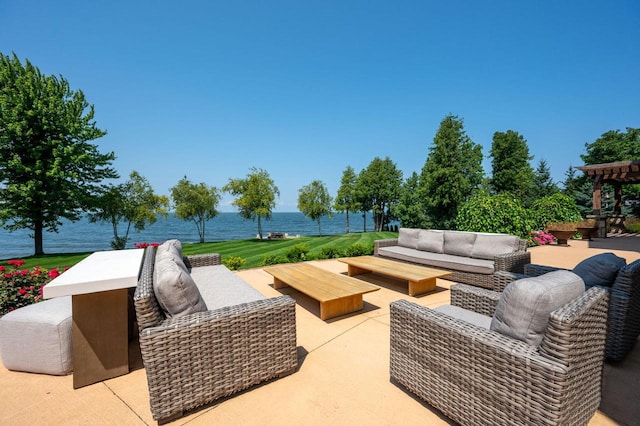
264;263;379;320
339;256;452;296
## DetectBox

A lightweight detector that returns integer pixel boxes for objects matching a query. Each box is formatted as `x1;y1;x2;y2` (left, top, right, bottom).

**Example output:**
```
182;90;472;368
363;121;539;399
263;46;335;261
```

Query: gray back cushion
572;252;626;289
471;233;519;260
417;230;444;253
490;270;585;346
398;228;420;249
157;239;183;257
153;257;207;318
443;231;477;257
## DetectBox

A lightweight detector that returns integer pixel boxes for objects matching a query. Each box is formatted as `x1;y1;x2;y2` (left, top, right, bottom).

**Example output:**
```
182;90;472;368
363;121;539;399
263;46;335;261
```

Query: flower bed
0;259;66;316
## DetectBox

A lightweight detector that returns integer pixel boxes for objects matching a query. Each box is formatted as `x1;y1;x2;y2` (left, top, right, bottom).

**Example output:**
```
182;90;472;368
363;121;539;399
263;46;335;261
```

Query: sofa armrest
139;295;297;421
183;253;221;268
374;239;398;256
524;263;565;277
494;250;531;274
493;271;530;292
450;283;500;316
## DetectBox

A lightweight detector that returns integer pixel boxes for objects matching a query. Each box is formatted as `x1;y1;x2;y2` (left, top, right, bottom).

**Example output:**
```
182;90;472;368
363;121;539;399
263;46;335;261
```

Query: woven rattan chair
493;259;640;361
134;247;298;423
390;285;609;426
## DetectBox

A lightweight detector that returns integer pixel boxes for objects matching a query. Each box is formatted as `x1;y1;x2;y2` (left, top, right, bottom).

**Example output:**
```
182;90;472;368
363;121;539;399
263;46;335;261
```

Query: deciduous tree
223;167;279;239
171;176;221;243
89;171;169;249
0;53;117;255
392;172;430;228
357;157;403;231
298;180;333;235
489;130;534;201
334;166;359;233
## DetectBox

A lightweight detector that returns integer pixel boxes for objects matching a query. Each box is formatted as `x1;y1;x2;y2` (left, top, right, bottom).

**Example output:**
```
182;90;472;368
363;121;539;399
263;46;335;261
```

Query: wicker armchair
134;247;298;423
493;259;640;361
390;286;609;426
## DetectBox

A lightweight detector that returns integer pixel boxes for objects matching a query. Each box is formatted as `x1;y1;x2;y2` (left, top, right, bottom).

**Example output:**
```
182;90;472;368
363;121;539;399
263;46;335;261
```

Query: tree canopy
392;172;431;229
334;166;359;233
171;176;221;243
89;171;169;249
298;180;333;235
489;130;534;202
357;157;403;231
420;114;484;229
0;52;117;255
222;167;279;239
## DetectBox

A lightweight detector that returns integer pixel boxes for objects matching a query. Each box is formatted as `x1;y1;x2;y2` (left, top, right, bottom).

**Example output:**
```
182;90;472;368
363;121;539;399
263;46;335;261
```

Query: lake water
0;212;381;259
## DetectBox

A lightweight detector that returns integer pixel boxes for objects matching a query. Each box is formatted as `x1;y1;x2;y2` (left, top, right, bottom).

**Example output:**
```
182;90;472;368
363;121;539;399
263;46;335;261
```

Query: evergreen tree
419;115;484;229
563;166;592;217
0;53;117;255
532;159;560;200
489;130;535;202
334;166;359;233
392;172;431;228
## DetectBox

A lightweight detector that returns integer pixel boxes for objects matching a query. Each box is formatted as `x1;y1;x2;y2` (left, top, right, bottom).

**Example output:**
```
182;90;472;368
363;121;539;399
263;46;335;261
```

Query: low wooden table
339;256;452;296
264;263;379;320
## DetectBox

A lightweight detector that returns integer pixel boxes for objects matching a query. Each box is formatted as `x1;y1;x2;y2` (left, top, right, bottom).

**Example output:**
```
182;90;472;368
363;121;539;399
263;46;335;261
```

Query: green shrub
530;193;582;230
318;246;345;259
344;243;373;257
222;256;246;271
285;244;309;262
456;193;532;238
260;254;288;266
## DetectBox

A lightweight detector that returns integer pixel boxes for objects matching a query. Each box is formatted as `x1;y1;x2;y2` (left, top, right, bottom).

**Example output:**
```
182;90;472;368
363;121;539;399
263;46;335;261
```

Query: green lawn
2;232;398;271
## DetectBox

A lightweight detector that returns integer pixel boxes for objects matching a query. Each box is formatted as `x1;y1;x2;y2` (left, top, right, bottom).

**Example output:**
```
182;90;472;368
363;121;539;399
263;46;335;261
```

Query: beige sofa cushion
153;257;207;318
471;233;519;260
443;231;477;257
417;230;444;253
398;228;420;249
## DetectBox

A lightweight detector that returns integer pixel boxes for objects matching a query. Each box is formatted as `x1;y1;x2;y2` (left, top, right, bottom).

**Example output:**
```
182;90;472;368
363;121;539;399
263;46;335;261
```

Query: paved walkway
1;237;639;425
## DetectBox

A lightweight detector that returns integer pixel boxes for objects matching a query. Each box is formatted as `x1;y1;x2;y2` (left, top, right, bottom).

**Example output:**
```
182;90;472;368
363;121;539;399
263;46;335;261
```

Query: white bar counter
43;248;145;389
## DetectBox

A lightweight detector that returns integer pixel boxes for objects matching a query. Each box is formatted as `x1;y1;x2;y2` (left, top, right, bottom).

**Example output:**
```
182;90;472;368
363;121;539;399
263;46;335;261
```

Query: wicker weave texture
374;237;531;290
134;247;298;422
390;286;609;426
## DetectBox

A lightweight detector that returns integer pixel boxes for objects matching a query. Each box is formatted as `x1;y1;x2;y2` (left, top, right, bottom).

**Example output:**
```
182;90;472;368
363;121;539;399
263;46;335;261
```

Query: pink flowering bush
134;242;160;249
0;260;66;315
529;230;556;247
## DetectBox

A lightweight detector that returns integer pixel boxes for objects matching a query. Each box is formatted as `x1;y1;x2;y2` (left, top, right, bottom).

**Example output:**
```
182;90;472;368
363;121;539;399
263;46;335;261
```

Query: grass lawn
2;232;398;271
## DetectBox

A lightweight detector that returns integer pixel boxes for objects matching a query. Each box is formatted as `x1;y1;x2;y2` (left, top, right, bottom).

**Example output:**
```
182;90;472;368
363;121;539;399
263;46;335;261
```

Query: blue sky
1;1;639;212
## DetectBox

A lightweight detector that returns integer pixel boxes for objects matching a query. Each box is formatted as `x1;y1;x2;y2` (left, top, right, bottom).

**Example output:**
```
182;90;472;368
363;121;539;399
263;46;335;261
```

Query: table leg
320;295;364;320
347;265;371;277
72;288;129;388
408;278;437;297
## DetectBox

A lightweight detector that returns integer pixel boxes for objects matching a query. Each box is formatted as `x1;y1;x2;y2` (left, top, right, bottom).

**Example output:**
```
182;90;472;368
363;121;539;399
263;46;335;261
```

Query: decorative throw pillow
153;257;207;318
572;252;626;289
490;270;585;347
398;228;420;249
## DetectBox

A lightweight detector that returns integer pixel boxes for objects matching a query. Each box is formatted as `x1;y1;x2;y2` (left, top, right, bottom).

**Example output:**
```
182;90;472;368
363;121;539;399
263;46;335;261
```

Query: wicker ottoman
0;296;73;375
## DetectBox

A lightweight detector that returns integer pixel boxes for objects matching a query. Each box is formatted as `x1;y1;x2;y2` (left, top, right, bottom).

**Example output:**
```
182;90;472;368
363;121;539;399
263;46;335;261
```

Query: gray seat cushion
190;265;265;310
490;270;585;346
154;257;208;318
572;252;626;288
0;296;73;375
378;246;495;274
435;305;492;329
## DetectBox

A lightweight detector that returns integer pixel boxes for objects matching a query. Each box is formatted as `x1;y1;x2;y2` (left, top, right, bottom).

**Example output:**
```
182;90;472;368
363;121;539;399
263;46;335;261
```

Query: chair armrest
183;253;221;268
374;239;398;255
524;263;566;276
493;270;530;292
494;250;531;274
139;295;297;421
450;283;500;316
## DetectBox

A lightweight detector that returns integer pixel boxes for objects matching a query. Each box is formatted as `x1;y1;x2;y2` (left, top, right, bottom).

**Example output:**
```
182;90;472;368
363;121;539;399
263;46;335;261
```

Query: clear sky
1;1;639;212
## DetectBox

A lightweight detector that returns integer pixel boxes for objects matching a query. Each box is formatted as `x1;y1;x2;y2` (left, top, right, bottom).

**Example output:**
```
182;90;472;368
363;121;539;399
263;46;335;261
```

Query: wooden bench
264;263;379;320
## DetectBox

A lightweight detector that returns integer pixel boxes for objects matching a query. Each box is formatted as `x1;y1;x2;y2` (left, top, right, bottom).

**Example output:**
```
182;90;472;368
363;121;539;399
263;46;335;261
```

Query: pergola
577;160;640;216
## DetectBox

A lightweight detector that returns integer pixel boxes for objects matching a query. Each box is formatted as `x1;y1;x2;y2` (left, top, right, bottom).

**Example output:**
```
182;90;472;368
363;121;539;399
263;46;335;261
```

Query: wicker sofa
133;241;298;423
494;254;640;362
391;277;609;425
375;228;530;290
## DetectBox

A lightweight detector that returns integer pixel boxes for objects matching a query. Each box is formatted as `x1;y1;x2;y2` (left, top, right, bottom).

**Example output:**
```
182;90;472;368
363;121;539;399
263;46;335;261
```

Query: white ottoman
0;296;73;375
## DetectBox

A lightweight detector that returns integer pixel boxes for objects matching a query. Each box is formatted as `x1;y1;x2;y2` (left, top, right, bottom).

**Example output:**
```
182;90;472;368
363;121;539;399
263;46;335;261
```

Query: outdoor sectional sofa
133;240;298;423
375;228;530;290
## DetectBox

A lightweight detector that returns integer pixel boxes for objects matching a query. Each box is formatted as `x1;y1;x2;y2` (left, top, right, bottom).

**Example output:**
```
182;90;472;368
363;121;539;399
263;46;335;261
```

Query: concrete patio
2;237;639;425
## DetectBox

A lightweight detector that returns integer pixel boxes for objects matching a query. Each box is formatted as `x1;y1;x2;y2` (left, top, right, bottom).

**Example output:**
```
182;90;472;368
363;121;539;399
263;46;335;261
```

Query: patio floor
2;237;639;425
